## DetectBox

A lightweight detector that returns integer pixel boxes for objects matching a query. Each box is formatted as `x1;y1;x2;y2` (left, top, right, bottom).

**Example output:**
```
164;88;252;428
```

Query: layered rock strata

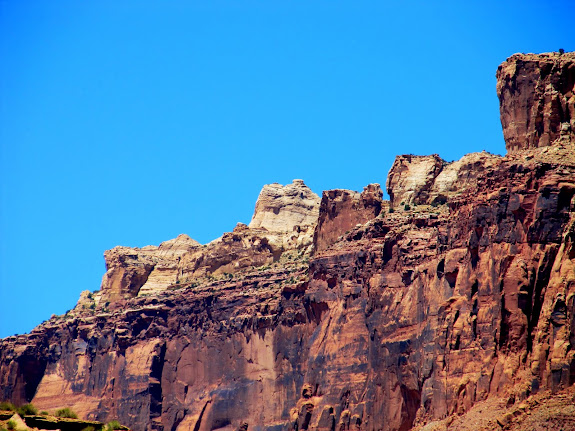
386;152;500;208
100;234;201;302
1;52;575;431
2;144;574;431
296;145;575;431
98;180;320;303
497;51;575;152
249;179;321;233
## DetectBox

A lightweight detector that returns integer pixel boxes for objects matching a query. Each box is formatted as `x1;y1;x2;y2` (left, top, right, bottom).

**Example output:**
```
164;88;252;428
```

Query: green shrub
0;402;16;411
105;420;123;430
40;411;50;416
55;407;78;419
404;204;411;211
81;426;96;431
559;48;565;55
6;420;16;430
17;403;38;416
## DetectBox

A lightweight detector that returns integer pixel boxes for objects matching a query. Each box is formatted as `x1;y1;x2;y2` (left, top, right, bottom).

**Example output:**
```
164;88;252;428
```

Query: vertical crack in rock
192;400;211;431
150;342;166;430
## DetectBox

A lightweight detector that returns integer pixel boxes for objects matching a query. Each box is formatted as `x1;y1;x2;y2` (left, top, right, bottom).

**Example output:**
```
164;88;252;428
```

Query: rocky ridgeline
93;179;320;305
1;52;575;431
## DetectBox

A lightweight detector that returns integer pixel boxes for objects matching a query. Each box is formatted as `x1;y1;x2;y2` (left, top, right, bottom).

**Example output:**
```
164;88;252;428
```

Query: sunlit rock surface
1;52;575;431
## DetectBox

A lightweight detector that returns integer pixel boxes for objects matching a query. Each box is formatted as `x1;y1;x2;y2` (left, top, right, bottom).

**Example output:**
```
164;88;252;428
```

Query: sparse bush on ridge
55;407;78;419
17;404;38;416
0;403;127;431
0;402;16;411
105;420;123;431
0;402;38;416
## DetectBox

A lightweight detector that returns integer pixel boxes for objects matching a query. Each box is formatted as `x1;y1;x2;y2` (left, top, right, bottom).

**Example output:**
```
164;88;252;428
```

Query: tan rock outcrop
99;183;320;302
249;179;320;233
386;154;444;208
386;151;501;208
496;51;575;152
99;234;201;302
99;246;157;302
429;152;501;202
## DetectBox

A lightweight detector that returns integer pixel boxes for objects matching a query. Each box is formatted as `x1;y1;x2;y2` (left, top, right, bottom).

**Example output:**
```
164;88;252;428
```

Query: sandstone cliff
249;179;320;234
313;184;385;253
497;51;575;152
1;52;575;431
386;152;500;208
97;180;320;303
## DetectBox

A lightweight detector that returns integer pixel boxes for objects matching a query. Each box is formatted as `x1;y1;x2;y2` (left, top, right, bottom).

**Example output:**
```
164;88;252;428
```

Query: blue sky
1;0;574;337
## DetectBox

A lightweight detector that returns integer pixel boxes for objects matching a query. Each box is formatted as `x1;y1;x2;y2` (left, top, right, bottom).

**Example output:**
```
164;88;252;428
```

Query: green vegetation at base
104;420;123;431
0;402;37;416
0;403;15;412
16;405;37;416
55;407;78;419
0;402;128;431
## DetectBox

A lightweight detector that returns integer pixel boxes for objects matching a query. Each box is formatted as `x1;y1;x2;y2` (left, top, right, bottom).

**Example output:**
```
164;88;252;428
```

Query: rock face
313;184;385;253
100;234;200;302
249;179;320;233
386;154;444;208
301;145;575;431
98;182;321;303
1;53;575;431
496;52;575;152
386;152;501;208
246;179;320;254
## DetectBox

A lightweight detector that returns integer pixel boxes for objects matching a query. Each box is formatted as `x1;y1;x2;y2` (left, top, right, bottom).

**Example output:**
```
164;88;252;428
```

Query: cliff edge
497;51;575;152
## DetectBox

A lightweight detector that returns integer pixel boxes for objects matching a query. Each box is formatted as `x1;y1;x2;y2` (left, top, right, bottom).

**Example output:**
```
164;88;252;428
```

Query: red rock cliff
496;52;575;152
313;184;384;253
1;53;575;431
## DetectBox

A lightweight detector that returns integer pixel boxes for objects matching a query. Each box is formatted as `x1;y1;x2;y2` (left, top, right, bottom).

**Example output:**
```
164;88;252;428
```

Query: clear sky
1;0;573;338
